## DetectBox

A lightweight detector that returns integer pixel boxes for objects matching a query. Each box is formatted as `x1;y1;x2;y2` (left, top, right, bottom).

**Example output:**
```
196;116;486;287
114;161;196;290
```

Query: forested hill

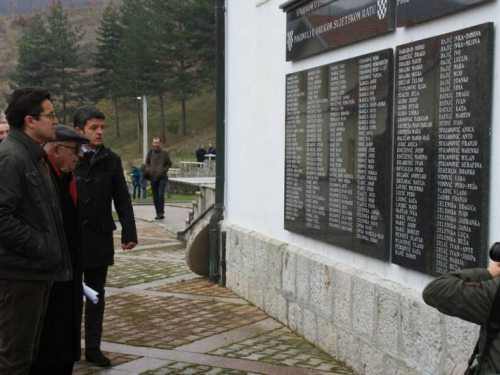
0;0;108;15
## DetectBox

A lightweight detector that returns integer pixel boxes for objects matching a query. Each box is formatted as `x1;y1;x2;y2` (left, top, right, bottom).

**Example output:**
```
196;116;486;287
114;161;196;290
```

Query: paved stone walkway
73;210;353;375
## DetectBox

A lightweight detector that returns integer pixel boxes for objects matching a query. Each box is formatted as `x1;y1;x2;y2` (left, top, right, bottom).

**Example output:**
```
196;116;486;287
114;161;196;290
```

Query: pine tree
44;3;84;123
10;14;50;88
165;0;202;137
117;0;156;152
94;1;124;137
186;0;216;86
146;0;176;143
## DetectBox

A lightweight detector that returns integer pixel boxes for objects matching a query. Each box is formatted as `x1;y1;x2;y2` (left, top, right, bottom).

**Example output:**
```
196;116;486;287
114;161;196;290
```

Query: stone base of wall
222;222;479;375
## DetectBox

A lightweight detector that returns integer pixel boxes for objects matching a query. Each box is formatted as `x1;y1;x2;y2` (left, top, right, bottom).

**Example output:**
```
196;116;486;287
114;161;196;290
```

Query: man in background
145;137;172;220
196;144;206;164
30;125;90;375
74;106;137;367
0;87;71;373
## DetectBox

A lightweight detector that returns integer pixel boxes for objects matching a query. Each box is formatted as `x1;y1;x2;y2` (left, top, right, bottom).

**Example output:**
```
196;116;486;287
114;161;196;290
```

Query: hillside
0;0;216;166
0;0;114;108
97;89;216;169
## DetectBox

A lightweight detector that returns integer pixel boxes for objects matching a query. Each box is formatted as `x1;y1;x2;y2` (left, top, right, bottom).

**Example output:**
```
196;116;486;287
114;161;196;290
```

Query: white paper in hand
83;283;99;304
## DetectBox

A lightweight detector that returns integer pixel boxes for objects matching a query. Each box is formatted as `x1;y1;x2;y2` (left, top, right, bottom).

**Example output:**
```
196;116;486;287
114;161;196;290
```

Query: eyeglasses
33;112;57;120
57;143;82;155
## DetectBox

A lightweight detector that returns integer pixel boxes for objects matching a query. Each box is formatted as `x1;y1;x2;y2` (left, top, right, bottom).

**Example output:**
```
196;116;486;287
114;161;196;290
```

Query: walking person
30;125;90;375
0;87;72;374
74;106;137;367
145;137;172;219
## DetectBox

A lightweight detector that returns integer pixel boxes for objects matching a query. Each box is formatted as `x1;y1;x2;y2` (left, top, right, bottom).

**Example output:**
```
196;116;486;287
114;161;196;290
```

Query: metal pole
142;95;148;162
209;0;226;284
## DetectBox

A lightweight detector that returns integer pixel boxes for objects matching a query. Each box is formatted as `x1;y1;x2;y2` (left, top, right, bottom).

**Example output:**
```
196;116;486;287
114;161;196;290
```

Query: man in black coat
30;125;90;375
74;106;138;366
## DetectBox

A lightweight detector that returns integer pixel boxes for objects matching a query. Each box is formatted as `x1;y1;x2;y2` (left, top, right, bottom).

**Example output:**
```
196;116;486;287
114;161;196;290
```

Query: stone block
288;301;303;333
263;288;288;325
309;256;333;316
282;248;297;298
225;266;238;293
263;288;278;318
276;293;288;326
444;315;479;374
247;277;264;309
268;238;284;289
360;341;385;375
253;233;268;282
302;308;317;345
317;316;337;359
384;355;424;375
376;282;402;352
229;269;248;299
337;328;361;374
240;229;255;272
401;296;443;372
226;227;241;266
296;250;310;303
333;267;353;327
352;276;376;339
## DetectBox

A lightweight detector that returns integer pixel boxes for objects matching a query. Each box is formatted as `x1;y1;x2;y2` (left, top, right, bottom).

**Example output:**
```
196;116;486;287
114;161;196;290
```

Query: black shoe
159;215;165;219
85;348;111;367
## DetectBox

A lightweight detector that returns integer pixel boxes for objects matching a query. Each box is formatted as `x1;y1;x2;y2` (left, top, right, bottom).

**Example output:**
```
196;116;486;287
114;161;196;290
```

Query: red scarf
48;156;78;207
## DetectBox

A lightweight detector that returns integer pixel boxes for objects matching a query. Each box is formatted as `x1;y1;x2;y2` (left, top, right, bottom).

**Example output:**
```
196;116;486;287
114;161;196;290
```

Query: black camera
489;242;500;262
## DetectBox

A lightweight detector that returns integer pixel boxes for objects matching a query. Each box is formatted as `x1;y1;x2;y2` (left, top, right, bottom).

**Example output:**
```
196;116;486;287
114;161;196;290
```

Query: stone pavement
73;205;353;375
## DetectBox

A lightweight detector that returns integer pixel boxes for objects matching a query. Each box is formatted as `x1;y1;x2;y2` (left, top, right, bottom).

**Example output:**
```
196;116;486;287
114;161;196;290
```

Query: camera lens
489;243;500;262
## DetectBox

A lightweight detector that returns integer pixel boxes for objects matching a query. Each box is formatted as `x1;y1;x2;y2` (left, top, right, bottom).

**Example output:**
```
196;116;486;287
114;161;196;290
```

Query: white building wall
224;1;499;373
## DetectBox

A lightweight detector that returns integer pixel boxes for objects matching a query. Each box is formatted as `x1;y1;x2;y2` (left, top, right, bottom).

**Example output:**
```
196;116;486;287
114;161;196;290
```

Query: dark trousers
84;267;108;348
0;279;52;375
132;176;140;199
29;363;74;375
151;177;166;216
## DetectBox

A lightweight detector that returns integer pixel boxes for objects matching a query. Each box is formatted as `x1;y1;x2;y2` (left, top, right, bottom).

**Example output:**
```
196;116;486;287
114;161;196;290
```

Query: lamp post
137;95;148;162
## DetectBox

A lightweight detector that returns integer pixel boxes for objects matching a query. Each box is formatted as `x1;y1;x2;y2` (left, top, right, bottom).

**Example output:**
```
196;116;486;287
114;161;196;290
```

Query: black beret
54;124;90;144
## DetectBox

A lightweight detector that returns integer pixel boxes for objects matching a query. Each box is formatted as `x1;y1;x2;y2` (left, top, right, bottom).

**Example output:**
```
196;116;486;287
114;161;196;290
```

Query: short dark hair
4;87;51;129
153;137;162;142
73;106;105;129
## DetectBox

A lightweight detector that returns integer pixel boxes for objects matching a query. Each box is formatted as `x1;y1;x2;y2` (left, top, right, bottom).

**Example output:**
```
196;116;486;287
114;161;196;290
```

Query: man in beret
29;125;90;374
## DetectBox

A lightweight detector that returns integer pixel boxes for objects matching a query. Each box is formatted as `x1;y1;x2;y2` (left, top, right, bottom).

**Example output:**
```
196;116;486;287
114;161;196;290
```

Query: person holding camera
423;246;500;374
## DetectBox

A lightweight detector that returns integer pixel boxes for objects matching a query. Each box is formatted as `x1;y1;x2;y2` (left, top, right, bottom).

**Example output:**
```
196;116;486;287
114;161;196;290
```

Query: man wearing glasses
0;87;72;373
74;106;137;367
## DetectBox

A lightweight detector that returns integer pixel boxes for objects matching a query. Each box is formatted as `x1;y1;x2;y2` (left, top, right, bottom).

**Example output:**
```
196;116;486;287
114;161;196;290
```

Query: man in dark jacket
423;263;500;374
30;125;90;375
0;87;72;374
74;106;138;366
145;137;172;219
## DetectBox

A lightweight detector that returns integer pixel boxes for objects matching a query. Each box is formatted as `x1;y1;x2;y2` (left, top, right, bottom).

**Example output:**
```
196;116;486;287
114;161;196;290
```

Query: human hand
122;242;137;250
488;262;500;278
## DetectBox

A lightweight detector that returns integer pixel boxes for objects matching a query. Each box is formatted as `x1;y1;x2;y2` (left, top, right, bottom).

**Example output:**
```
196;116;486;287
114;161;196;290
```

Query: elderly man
0;121;9;142
29;125;90;374
0;87;71;374
74;106;137;366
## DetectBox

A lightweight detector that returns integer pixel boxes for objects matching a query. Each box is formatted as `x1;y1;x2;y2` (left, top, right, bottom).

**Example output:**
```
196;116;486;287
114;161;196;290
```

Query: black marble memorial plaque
281;0;396;61
285;48;393;260
397;0;493;28
392;23;493;275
